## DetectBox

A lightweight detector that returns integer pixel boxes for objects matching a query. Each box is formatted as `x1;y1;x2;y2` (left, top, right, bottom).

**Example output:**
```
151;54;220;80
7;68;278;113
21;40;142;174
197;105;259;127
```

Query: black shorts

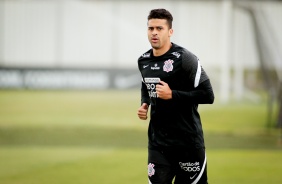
148;147;208;184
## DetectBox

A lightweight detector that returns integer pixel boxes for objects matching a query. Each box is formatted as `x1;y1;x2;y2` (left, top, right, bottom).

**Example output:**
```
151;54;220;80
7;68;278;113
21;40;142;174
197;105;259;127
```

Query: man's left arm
156;79;214;104
156;51;214;104
172;50;214;104
171;79;214;104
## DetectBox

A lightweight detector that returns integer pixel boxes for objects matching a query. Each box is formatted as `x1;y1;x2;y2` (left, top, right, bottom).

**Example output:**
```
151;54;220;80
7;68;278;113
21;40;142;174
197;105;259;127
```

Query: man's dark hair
147;9;173;29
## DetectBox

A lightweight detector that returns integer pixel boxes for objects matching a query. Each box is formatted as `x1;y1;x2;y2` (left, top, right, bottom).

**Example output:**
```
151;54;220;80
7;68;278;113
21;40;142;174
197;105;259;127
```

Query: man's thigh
148;148;208;184
148;149;175;184
174;148;208;184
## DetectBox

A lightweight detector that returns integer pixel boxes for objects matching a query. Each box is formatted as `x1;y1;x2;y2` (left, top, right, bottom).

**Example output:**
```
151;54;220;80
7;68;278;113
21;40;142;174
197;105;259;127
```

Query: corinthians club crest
148;163;155;177
163;59;174;72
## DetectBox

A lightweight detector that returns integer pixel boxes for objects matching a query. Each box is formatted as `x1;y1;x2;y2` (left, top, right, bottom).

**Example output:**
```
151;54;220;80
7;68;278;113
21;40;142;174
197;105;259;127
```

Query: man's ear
169;29;173;37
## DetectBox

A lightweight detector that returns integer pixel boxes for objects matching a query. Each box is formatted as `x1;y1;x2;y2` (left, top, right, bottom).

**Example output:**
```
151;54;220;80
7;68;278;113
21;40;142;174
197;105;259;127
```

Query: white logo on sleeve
142;53;150;57
172;52;180;58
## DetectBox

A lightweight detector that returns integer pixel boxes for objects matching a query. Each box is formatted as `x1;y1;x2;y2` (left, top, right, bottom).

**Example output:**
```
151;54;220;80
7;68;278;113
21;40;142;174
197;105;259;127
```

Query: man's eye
157;27;162;30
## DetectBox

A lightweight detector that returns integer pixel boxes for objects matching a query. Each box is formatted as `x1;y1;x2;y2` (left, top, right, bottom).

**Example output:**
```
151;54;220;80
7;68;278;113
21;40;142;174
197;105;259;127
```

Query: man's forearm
172;79;214;104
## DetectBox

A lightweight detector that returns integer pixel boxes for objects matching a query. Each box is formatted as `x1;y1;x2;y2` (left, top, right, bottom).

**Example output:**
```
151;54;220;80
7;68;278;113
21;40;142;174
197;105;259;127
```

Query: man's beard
151;42;160;49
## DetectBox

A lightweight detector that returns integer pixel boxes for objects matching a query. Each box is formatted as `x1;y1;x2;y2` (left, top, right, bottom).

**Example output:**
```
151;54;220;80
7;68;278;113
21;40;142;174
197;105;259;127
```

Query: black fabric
172;79;214;104
148;147;208;184
138;43;214;149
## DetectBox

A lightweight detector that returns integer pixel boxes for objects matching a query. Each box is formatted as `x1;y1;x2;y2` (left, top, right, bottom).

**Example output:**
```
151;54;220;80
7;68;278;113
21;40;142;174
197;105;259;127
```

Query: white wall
0;0;282;69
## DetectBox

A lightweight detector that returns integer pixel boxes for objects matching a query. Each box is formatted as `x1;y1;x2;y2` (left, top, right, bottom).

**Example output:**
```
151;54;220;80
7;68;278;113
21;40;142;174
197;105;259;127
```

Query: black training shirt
138;43;214;150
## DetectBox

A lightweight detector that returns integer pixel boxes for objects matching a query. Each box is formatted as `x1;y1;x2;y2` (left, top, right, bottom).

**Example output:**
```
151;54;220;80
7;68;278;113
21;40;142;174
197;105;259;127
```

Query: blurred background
0;0;282;102
0;0;282;183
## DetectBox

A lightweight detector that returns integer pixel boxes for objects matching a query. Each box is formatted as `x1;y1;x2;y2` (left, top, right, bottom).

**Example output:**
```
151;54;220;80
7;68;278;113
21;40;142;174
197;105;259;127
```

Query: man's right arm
138;81;150;120
141;80;150;106
137;103;149;120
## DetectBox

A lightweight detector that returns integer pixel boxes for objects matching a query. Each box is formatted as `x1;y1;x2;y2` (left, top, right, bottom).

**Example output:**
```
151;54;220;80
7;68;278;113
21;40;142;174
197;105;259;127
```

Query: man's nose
152;30;157;35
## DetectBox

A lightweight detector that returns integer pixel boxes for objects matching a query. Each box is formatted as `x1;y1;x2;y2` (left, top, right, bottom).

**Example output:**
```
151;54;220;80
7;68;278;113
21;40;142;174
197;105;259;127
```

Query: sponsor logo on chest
147;59;174;72
144;78;160;98
151;63;160;70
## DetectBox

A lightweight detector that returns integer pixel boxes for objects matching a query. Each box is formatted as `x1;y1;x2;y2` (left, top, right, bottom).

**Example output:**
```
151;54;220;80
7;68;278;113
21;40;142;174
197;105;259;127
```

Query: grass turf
0;90;281;184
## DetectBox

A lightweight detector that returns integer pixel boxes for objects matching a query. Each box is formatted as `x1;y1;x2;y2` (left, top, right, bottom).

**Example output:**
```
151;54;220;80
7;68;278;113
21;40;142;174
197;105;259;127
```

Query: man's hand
137;103;149;120
156;81;172;100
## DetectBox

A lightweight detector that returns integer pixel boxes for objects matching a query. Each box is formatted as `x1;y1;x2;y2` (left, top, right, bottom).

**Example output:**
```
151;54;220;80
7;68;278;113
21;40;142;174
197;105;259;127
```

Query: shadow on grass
0;127;279;150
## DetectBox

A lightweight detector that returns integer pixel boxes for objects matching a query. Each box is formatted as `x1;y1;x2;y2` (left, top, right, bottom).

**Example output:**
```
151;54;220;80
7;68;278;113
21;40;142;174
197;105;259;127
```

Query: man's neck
153;43;172;57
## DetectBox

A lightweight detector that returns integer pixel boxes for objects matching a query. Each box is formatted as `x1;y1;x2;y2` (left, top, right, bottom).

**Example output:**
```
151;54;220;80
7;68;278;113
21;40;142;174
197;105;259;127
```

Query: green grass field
0;90;281;184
